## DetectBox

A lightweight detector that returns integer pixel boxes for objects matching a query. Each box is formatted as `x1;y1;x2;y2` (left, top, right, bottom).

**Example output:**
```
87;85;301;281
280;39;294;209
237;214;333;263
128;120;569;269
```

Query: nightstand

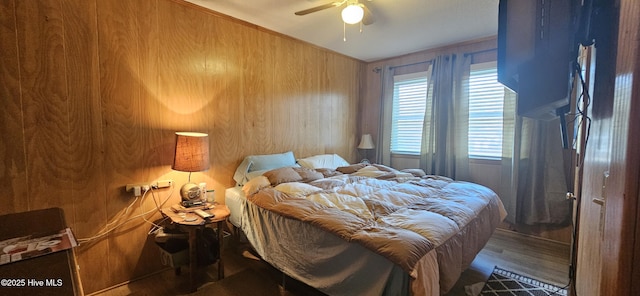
161;204;230;293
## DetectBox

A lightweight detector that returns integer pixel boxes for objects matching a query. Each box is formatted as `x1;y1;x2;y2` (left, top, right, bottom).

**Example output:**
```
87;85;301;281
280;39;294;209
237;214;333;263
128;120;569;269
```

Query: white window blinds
468;62;504;160
391;72;429;155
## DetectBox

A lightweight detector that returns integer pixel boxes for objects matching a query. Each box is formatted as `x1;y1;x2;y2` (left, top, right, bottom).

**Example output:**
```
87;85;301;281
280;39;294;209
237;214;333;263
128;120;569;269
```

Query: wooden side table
161;204;230;293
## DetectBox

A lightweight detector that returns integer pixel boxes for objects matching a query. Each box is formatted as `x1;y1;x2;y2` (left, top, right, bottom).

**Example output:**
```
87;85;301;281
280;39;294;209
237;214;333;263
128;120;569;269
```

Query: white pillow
274;182;321;196
297;154;349;170
352;166;388;178
242;176;270;196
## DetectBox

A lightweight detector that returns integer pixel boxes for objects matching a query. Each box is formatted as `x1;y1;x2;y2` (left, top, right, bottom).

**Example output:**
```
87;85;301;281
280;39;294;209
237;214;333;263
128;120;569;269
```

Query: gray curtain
419;54;470;180
376;66;395;166
499;93;572;225
516;118;572;224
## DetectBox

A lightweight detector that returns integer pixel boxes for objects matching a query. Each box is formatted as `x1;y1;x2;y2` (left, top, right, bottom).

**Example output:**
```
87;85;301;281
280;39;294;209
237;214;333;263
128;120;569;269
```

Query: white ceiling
185;0;500;62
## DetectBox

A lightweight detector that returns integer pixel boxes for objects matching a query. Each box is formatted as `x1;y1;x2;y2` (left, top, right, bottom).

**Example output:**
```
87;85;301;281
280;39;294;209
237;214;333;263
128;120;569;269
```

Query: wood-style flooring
93;228;571;296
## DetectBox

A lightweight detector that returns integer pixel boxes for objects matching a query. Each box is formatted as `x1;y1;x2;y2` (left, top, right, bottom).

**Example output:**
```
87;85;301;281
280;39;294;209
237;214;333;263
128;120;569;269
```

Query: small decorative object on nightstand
357;134;375;164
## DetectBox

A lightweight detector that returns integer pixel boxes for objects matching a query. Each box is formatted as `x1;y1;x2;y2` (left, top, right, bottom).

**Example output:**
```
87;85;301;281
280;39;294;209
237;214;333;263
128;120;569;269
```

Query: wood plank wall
0;0;362;293
575;0;640;294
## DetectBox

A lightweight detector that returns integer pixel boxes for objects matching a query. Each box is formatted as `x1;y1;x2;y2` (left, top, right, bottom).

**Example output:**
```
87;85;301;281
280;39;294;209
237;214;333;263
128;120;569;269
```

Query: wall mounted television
497;0;581;121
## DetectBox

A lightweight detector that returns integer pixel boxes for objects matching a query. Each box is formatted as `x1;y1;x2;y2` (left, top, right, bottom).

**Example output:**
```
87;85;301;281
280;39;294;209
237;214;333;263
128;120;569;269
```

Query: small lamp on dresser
357;134;375;164
172;132;210;207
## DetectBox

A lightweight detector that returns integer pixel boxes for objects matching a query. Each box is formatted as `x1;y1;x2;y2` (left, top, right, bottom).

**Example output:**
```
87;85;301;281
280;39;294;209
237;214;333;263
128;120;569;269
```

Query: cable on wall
77;184;175;244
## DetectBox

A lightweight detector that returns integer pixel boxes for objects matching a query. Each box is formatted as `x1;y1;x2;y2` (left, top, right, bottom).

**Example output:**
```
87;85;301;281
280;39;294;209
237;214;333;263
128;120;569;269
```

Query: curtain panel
375;53;571;225
419;54;471;181
377;66;395;165
499;92;572;225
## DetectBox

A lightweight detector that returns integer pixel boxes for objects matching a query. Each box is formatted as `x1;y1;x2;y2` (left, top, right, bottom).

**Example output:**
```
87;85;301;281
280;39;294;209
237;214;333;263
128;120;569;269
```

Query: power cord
573;59;592;167
77;182;175;244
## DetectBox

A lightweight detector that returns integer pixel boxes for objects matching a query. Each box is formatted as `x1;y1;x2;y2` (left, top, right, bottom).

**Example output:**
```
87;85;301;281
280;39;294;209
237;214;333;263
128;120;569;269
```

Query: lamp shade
342;4;364;24
172;132;210;172
357;134;375;149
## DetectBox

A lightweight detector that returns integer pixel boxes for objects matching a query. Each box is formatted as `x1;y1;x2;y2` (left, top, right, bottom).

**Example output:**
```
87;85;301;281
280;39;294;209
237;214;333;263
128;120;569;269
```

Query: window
468;62;505;160
390;72;429;155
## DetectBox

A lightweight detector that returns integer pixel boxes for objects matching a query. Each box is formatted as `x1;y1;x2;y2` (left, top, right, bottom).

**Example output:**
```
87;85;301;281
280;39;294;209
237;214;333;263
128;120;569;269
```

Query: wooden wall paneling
297;47;323;159
269;37;298;154
325;53;359;161
628;3;640;295
3;0;364;292
286;41;306;155
15;0;74;215
360;63;382;155
236;22;267;171
302;50;327;159
200;9;228;198
264;35;289;154
316;52;339;159
321;52;339;156
250;33;275;154
0;0;28;214
132;0;168;281
576;0;640;295
283;37;301;152
216;20;258;189
210;14;257;193
156;0;201;200
601;0;640;293
96;0;161;288
61;0;109;293
158;0;209;132
575;56;609;295
346;57;360;161
309;49;325;158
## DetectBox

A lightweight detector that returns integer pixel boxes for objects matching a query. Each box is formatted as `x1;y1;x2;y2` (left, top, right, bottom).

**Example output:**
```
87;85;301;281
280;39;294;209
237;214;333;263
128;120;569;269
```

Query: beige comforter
247;165;506;292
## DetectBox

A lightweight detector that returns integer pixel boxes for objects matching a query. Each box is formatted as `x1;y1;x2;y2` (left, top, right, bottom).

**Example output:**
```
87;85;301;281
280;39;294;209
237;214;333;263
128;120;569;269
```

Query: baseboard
495;227;571;246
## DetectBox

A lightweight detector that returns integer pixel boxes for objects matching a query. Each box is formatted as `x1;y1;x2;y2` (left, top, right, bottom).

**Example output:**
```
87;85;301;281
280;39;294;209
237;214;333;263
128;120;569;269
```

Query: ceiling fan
295;0;375;25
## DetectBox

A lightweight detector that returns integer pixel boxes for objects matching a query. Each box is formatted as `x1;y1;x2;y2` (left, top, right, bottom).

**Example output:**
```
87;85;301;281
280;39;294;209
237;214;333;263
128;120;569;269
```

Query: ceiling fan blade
362;3;375;25
295;2;342;16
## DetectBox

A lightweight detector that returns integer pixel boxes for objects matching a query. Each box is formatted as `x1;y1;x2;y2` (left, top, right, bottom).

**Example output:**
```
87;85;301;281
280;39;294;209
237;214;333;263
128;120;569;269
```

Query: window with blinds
390;72;429;155
468;62;504;160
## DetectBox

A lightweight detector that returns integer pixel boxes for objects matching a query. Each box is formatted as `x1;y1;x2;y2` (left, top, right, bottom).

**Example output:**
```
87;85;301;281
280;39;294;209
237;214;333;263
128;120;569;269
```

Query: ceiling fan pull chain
343;22;347;42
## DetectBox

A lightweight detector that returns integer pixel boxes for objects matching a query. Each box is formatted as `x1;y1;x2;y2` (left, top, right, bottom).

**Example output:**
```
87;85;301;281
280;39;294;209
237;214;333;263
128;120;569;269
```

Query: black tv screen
498;0;579;121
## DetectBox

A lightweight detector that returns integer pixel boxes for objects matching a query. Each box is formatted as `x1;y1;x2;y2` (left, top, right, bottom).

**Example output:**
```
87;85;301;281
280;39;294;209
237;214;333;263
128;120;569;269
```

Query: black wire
558;58;594;296
573;60;592;168
548;280;572;296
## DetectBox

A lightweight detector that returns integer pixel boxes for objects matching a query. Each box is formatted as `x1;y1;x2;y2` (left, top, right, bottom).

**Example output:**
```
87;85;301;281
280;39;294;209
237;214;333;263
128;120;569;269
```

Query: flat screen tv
498;0;580;121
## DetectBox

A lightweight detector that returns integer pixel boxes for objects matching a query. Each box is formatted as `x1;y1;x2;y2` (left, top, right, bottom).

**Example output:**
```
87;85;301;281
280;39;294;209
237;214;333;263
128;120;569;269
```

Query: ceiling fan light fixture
341;4;364;24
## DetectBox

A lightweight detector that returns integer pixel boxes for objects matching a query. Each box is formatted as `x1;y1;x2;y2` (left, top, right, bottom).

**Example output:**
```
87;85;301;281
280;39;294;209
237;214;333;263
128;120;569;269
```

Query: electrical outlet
125;183;148;193
125;179;173;197
153;179;173;189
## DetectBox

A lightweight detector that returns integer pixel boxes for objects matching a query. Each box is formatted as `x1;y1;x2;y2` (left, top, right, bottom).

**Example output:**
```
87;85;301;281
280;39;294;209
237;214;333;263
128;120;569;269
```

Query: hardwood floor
93;228;571;296
446;228;571;295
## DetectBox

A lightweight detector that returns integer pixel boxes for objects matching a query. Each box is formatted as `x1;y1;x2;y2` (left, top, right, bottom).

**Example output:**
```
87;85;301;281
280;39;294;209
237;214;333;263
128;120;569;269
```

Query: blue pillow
233;151;297;185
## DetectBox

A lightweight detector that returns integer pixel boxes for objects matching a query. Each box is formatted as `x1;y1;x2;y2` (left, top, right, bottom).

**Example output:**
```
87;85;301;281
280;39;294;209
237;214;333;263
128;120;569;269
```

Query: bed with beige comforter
236;163;506;295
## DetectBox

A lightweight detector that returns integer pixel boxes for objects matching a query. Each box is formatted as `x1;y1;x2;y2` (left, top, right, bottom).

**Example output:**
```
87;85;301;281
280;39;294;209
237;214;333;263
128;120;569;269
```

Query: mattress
225;187;245;228
224;168;505;295
225;186;439;295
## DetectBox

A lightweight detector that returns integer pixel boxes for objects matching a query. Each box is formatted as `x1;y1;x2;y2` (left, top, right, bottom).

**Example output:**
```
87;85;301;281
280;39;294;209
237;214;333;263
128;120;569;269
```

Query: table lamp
172;132;210;206
357;134;374;164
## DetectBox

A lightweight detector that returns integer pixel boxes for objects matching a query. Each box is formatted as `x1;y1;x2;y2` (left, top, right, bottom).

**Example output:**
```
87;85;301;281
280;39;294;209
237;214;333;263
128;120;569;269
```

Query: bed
225;152;506;295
